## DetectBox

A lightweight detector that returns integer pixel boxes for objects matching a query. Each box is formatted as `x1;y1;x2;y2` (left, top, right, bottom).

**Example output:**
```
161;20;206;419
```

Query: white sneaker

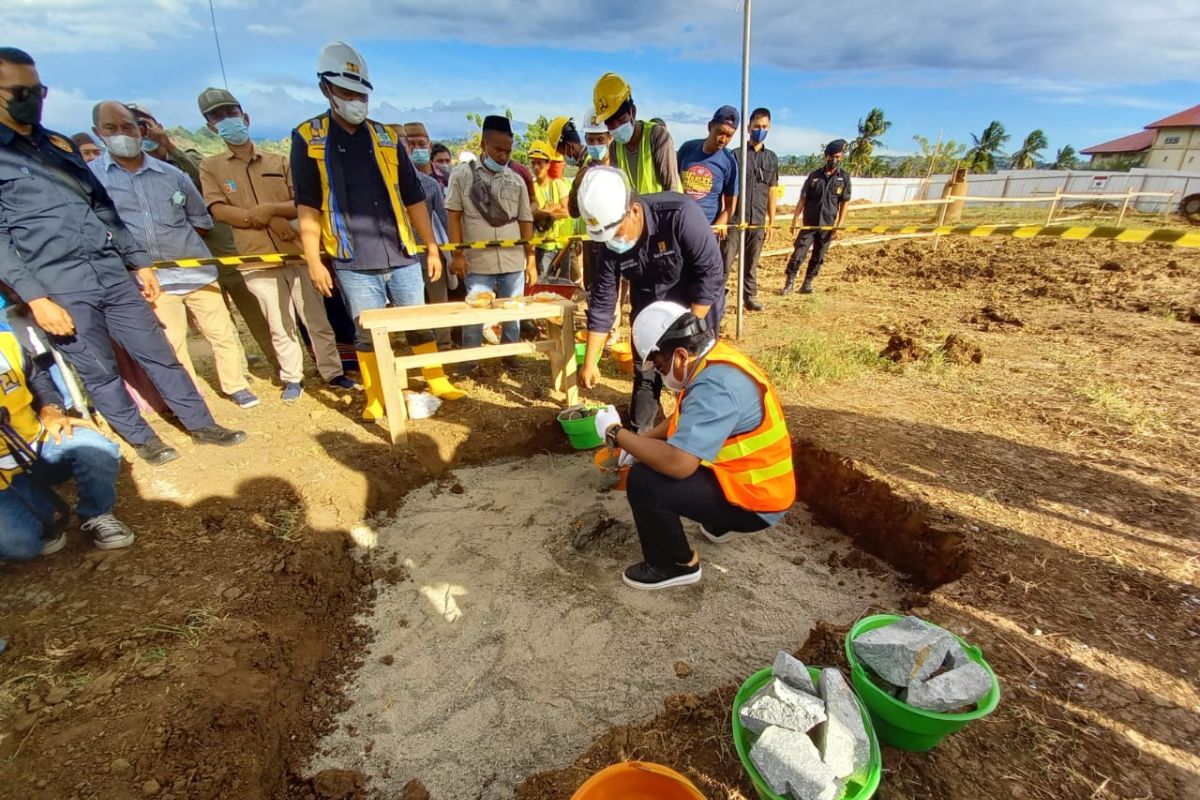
39;531;67;556
700;525;754;544
82;515;135;550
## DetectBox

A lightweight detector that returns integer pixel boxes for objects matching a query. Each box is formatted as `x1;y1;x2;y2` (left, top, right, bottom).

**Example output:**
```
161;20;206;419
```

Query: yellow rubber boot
412;341;467;401
356;350;385;421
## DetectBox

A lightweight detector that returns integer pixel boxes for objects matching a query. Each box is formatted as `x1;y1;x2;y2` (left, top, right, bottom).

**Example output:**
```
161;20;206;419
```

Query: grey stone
750;725;839;800
815;668;872;784
740;681;826;735
941;639;972;671
773;651;818;695
851;616;953;686
907;661;993;712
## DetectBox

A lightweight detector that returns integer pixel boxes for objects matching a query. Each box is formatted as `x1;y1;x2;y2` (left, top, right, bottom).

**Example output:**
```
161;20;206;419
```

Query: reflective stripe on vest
0;331;43;480
615;120;665;195
533;177;573;250
295;114;419;261
667;341;796;513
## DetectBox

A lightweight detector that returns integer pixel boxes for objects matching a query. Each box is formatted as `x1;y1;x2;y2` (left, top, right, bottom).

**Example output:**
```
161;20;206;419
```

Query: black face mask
5;88;45;126
825;157;839;170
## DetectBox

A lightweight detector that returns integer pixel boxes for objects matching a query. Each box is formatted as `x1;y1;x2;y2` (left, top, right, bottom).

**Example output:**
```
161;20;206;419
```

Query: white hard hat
317;41;372;94
577;166;631;243
633;301;692;370
458;151;477;164
580;109;607;135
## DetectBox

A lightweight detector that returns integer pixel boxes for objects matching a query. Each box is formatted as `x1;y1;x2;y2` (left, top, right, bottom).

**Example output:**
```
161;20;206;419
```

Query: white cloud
246;23;294;36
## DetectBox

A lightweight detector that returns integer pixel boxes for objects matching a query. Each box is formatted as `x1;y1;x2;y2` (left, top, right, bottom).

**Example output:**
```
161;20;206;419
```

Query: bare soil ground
2;233;1197;800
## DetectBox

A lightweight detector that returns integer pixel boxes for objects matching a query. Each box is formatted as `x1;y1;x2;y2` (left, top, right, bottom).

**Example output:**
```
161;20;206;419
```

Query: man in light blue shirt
90;101;257;409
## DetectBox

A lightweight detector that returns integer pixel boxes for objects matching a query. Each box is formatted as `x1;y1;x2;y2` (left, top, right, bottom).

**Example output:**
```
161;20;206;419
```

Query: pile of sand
308;453;902;798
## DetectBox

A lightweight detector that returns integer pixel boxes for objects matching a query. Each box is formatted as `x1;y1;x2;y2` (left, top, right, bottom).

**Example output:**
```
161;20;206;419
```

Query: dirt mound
939;333;984;365
880;333;930;363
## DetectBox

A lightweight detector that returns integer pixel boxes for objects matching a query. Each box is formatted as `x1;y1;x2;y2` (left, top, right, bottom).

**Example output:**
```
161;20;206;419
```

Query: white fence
779;168;1200;213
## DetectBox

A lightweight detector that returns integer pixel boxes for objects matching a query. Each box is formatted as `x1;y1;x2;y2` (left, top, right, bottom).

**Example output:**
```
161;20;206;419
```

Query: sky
4;0;1199;159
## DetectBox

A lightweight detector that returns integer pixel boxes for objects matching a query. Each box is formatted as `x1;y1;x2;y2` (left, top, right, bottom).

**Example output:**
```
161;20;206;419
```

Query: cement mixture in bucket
308;453;904;798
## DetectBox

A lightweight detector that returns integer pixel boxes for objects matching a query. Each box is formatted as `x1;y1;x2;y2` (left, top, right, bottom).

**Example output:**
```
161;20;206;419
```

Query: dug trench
296;435;974;800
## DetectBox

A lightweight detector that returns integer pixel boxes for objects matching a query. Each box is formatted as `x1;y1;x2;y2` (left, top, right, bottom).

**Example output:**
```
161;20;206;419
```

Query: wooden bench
359;299;580;445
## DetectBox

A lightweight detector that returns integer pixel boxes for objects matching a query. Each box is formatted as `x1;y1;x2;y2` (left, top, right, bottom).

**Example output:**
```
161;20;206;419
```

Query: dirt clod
939;333;984;364
880;333;930;363
312;768;366;799
142;778;160;796
401;779;432;800
110;758;131;774
379;655;394;666
674;660;691;679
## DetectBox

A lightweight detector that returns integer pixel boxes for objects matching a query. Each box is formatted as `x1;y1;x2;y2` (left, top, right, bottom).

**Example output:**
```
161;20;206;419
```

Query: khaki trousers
152;283;248;396
242;264;343;383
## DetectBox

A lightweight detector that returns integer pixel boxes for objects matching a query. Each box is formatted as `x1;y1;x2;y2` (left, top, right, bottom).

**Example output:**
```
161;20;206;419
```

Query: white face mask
103;134;142;158
331;95;368;125
660;350;687;393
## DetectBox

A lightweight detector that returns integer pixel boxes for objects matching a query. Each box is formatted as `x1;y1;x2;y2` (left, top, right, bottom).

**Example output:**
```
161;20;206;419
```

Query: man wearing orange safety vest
592;73;680;195
592;301;795;590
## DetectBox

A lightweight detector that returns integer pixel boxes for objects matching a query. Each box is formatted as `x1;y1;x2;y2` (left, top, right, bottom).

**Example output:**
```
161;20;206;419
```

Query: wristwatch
605;424;622;450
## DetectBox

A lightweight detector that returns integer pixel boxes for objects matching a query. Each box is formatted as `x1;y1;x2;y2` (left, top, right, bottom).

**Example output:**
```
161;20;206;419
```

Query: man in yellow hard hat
528;140;573;280
592;72;680;195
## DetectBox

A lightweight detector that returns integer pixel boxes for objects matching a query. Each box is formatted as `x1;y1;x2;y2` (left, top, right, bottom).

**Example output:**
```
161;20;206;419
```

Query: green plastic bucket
575;342;587;366
557;405;604;450
845;614;1000;752
732;666;882;800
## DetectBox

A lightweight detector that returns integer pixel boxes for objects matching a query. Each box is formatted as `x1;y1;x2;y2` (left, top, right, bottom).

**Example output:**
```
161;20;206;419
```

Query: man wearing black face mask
0;47;245;465
722;107;778;311
783;138;852;295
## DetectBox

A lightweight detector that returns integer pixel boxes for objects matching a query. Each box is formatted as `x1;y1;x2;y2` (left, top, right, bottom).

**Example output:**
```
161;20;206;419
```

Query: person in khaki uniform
196;88;356;404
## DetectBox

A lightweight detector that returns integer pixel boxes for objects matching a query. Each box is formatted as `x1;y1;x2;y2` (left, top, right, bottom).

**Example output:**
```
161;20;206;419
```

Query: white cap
317;41;372;94
633;301;691;370
577;166;631;243
580;109;607;135
458;150;478;164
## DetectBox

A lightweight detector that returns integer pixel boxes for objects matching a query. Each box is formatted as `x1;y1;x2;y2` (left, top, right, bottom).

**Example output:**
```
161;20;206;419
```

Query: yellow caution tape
149;222;1200;268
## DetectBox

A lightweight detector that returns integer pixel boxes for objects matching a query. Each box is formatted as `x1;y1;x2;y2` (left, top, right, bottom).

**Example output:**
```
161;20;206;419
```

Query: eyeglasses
0;84;49;102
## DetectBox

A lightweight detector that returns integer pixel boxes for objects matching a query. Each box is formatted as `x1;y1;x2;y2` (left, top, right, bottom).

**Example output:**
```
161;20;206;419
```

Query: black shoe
781;277;795;295
622;560;702;590
455;361;480;378
135;437;180;466
799;279;815;294
190;425;247;447
744;297;764;312
501;356;521;372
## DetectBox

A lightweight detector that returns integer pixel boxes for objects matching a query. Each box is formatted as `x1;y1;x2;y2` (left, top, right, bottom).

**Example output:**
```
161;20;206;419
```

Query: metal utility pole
735;0;752;339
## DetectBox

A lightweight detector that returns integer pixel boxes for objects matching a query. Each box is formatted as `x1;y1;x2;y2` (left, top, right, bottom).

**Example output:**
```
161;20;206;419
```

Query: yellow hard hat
593;72;632;123
528;140;556;162
547;116;570;153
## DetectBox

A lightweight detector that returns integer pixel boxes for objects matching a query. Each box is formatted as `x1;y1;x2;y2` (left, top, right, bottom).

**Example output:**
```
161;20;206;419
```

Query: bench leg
370;328;408;446
548;315;579;406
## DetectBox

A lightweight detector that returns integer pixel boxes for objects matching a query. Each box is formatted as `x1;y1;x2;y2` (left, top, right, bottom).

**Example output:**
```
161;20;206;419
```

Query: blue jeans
335;264;429;352
0;428;120;561
461;271;526;349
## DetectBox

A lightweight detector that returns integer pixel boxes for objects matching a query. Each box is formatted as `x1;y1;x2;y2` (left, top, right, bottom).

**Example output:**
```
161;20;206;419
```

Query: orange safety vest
667;341;796;513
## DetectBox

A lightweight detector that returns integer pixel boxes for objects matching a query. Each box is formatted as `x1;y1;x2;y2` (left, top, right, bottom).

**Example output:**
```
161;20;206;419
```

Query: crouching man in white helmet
592;301;796;589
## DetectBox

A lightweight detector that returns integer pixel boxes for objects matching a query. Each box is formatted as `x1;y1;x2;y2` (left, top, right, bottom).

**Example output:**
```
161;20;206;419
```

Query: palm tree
966;121;1009;173
1052;145;1079;170
847;108;891;174
1009;129;1049;170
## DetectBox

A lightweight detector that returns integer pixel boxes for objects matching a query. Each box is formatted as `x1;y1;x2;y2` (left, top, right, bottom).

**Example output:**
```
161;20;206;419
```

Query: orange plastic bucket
571;762;705;800
593;448;631;491
610;341;635;374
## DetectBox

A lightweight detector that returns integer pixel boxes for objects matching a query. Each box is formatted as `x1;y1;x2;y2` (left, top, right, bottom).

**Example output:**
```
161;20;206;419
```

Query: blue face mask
215;117;250;146
605;234;636;254
611;120;634;145
483;154;508;172
750;128;768;144
0;292;9;312
586;143;609;161
411;148;431;166
141;138;159;153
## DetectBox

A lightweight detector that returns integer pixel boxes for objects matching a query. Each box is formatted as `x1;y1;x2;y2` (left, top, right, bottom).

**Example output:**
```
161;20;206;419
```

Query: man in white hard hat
576;166;725;432
292;41;463;418
591;300;795;589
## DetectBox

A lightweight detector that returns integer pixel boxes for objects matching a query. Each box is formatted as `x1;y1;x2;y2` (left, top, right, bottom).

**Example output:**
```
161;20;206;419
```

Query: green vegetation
1009;129;1048;170
847;107;892;175
1079;381;1168;434
1052;144;1079;170
762;332;891;387
966;121;1010;173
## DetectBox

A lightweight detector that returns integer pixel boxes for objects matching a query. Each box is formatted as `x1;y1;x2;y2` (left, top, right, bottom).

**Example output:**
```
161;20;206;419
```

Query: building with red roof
1082;103;1200;172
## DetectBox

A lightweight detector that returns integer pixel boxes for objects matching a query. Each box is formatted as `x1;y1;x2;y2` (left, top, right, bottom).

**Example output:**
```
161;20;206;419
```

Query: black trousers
50;278;215;445
626;463;770;566
630;364;662;433
784;230;833;282
721;228;767;300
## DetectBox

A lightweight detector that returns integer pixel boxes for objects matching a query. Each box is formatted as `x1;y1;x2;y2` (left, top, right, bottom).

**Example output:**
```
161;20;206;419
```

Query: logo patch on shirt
223;179;238;193
47;134;74;154
681;164;715;200
658;241;667;253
